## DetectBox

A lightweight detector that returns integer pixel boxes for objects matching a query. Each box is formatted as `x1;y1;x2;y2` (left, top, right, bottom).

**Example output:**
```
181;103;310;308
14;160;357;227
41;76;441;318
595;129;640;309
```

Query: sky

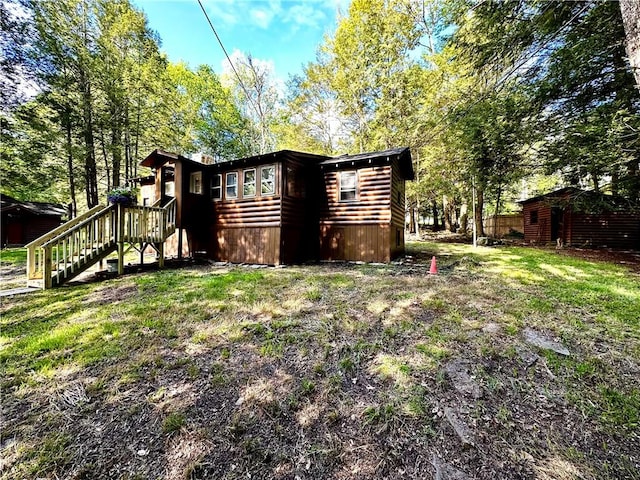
133;0;351;81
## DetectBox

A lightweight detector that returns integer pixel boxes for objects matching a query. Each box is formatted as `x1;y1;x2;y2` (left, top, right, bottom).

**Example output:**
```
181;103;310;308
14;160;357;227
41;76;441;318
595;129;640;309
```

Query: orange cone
429;256;438;275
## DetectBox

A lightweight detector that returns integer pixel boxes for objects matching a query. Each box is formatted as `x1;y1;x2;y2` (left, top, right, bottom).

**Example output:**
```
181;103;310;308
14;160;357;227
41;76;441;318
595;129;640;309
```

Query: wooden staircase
26;199;176;289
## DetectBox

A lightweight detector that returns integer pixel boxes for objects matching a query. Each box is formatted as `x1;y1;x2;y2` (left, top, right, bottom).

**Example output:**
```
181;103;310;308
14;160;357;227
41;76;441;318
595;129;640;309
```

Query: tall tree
620;0;640;89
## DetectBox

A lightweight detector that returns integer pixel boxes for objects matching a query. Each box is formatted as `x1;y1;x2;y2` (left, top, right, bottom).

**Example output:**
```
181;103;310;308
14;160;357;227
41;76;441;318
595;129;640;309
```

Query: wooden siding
390;161;405;228
213;196;281;227
216;227;281;265
522;201;554;243
319;166;391;225
319;224;390;262
569;212;640;249
2;216;62;246
390;161;406;259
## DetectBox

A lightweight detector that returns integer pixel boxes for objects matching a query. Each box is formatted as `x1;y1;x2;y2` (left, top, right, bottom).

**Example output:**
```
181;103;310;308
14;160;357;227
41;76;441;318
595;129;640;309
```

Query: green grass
0;247;27;265
1;241;639;478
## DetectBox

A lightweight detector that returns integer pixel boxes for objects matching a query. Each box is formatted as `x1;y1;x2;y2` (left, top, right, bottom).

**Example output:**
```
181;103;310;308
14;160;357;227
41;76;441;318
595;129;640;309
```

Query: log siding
140;148;413;265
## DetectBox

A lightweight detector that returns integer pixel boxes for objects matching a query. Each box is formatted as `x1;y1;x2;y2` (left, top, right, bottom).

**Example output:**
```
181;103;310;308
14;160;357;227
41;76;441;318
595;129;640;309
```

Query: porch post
117;204;124;275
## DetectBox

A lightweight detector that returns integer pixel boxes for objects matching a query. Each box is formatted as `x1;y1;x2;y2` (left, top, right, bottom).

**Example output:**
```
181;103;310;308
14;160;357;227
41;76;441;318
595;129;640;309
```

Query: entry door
550;207;563;242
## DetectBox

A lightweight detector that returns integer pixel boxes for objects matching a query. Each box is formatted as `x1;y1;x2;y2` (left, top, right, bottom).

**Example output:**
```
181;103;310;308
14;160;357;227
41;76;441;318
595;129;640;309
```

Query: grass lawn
1;241;638;479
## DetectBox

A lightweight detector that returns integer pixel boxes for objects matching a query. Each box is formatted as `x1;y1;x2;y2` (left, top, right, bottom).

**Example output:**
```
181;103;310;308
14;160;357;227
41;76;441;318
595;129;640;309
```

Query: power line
195;0;260;116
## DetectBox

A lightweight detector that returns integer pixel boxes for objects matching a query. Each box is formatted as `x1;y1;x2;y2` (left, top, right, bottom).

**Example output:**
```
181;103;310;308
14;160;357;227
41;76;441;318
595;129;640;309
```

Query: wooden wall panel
522;201;553;243
319;166;391;224
214;197;281;227
484;214;524;237
569;213;640;249
390;160;406;228
216;227;281;265
319;224;390;262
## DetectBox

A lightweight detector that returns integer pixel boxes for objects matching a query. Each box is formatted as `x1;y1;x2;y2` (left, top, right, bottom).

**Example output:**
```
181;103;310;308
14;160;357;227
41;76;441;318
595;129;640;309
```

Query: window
396;228;401;247
261;165;275;195
339;171;357;201
189;171;203;194
243;169;256;197
143;197;150;206
226;172;238;199
530;209;538;225
211;174;222;200
164;181;175;197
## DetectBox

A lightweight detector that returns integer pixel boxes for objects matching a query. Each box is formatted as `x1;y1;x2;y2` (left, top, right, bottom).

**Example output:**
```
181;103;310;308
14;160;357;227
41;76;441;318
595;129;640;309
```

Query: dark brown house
1;194;66;247
139;147;414;264
520;187;640;249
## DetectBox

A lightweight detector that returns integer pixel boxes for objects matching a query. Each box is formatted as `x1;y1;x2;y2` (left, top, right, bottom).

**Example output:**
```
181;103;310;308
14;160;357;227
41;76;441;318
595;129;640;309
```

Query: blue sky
133;0;351;81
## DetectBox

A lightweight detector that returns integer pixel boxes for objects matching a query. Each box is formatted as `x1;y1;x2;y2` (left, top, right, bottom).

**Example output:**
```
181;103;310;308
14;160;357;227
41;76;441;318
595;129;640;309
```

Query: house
138;147;414;264
1;194;66;247
520;187;640;249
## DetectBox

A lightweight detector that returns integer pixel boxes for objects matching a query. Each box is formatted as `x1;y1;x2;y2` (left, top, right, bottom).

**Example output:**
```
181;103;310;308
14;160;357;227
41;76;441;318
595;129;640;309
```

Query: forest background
1;0;639;236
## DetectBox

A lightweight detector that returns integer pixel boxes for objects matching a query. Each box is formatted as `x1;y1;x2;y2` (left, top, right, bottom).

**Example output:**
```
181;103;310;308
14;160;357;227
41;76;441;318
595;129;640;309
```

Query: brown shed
1;194;66;247
138;147;414;264
520;187;640;249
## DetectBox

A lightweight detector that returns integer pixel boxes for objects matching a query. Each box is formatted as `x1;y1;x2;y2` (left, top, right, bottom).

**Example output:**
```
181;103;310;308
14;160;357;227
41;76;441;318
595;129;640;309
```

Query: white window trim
339;170;357;202
243;168;257;198
261;165;276;195
211;173;222;201
226;172;238;199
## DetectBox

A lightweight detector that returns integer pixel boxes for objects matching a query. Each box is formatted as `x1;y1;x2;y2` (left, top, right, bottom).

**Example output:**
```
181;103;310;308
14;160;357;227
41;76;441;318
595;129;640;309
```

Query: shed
1;194;66;247
519;187;640;249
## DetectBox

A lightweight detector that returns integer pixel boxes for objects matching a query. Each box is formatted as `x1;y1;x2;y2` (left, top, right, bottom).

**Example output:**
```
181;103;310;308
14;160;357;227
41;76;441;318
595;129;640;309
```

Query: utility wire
196;0;260;117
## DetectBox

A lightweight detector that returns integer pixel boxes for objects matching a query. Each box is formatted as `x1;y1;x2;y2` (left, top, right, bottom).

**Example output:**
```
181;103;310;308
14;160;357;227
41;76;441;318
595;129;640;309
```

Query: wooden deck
26;199;176;289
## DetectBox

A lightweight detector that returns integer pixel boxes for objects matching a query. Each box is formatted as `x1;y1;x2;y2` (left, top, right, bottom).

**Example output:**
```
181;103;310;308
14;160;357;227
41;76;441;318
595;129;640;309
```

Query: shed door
551;207;563;242
7;220;23;245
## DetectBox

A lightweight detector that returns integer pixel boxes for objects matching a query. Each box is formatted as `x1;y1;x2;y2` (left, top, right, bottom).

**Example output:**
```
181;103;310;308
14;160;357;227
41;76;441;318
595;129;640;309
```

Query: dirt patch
85;284;138;305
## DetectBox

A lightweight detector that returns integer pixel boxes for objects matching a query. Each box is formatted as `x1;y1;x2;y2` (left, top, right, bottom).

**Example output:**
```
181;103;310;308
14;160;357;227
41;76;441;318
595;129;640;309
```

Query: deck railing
26;199;177;289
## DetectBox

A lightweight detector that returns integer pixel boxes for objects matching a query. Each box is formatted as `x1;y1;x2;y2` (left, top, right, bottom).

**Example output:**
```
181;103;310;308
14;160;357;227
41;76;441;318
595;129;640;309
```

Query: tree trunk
64;108;77;218
124;102;131;182
409;201;417;234
111;104;122;188
99;129;110;193
443;195;456;232
494;185;502;237
475;187;485;237
620;0;640;89
80;67;98;208
459;203;468;234
431;200;439;230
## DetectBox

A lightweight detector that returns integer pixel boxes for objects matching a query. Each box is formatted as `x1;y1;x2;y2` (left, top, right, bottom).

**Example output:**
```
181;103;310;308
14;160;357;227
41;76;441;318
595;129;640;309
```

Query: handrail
27;199;178;289
41;205;114;248
25;205;104;248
